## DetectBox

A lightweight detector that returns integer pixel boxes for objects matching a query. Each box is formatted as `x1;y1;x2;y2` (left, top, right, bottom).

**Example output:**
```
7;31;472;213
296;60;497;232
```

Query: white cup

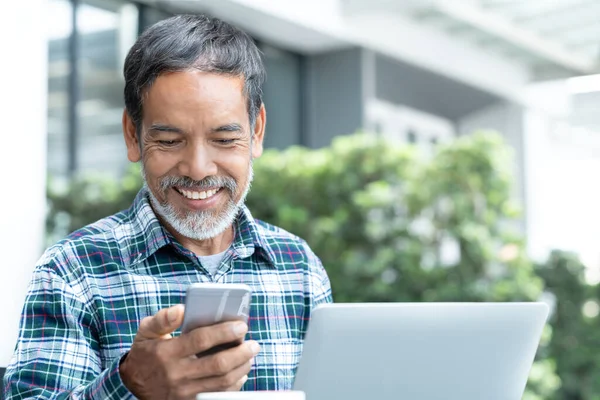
196;391;305;400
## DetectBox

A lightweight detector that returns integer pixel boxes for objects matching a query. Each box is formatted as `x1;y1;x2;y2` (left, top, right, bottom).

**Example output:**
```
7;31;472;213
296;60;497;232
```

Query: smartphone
181;283;252;356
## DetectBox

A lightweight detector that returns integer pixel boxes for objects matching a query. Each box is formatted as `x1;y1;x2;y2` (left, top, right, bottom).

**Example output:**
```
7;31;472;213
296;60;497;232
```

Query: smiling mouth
173;187;222;200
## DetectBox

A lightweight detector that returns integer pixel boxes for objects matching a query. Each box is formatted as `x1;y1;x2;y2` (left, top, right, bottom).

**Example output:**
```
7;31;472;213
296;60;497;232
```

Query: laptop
293;302;549;400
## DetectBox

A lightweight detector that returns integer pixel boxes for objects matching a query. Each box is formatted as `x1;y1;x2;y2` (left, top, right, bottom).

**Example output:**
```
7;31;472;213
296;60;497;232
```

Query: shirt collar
231;205;277;267
121;188;276;268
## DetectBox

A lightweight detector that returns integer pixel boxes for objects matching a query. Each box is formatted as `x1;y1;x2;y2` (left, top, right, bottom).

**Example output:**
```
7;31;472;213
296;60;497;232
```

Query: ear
122;109;141;162
251;103;266;158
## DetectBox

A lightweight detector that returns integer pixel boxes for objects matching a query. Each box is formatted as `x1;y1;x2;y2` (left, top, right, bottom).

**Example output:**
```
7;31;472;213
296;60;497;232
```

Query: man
4;14;332;400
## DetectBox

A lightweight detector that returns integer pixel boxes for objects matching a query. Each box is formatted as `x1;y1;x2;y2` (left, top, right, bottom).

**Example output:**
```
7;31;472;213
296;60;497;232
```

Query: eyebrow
148;124;186;135
211;123;243;134
147;123;244;136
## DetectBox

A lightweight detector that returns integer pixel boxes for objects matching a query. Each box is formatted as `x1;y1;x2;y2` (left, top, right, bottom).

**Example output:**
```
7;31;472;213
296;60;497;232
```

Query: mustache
158;175;237;193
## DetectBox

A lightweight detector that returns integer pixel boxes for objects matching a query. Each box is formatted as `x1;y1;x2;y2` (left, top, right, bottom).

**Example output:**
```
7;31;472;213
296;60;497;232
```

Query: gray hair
123;14;266;137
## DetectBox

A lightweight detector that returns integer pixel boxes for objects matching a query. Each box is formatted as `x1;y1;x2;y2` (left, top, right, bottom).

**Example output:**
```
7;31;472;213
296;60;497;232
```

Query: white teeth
179;188;219;200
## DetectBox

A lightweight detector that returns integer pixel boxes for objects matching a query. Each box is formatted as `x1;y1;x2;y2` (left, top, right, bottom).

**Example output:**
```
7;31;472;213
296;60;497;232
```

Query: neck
180;225;234;256
168;223;234;256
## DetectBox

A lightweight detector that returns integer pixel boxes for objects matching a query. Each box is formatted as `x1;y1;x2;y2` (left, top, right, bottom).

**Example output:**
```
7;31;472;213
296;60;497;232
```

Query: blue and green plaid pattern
4;189;332;399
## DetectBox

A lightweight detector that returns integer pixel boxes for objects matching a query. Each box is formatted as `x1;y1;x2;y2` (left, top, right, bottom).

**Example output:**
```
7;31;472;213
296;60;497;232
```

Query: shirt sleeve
3;266;135;400
304;241;333;308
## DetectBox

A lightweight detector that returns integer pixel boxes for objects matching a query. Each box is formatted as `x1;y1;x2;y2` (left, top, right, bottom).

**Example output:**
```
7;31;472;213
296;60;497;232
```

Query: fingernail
249;341;260;355
233;322;248;336
168;306;179;323
242;375;249;384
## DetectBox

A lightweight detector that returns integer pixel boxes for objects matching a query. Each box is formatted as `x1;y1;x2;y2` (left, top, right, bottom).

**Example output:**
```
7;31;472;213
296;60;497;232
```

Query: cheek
143;149;179;180
225;156;251;182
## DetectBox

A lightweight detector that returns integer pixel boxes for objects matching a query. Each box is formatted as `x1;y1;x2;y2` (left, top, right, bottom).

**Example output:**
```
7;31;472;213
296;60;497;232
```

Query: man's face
123;70;265;240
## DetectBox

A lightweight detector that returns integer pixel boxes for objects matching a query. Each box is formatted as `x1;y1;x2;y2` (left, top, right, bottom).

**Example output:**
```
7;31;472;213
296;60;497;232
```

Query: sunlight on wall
525;81;600;284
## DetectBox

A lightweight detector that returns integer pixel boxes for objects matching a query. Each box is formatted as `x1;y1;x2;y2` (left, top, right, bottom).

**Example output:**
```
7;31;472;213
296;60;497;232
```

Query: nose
178;142;218;181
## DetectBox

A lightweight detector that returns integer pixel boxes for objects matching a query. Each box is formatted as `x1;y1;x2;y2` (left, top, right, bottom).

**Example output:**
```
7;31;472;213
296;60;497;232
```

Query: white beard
143;164;253;241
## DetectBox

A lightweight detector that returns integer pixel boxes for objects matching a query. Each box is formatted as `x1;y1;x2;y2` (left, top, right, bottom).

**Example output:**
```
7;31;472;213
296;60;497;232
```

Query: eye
158;140;179;147
215;139;237;145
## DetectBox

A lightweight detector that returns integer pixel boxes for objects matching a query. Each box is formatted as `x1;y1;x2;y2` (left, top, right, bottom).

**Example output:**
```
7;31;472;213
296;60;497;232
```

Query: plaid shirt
4;189;332;399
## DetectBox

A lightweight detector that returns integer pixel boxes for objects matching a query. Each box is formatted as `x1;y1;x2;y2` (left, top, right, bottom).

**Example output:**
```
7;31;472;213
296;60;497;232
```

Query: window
47;2;304;181
47;0;72;178
47;0;138;180
78;0;137;177
407;129;417;144
259;43;304;149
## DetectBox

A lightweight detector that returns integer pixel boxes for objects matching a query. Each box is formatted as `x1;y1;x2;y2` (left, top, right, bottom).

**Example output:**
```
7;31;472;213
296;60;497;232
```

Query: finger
185;357;253;396
225;374;249;391
136;304;184;340
203;357;253;392
177;321;249;358
182;341;259;380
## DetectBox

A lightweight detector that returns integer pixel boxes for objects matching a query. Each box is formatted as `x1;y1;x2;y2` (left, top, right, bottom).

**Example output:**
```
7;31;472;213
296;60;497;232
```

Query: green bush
536;251;600;400
48;131;581;398
46;163;141;246
248;132;541;304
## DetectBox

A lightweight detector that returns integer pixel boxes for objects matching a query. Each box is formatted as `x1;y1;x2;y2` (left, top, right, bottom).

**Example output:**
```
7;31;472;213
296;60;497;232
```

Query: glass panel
138;5;172;32
260;43;302;149
47;0;72;179
407;129;418;144
77;0;138;177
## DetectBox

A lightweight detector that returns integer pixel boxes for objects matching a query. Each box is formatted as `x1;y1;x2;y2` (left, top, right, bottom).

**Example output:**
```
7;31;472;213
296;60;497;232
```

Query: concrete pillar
0;0;48;365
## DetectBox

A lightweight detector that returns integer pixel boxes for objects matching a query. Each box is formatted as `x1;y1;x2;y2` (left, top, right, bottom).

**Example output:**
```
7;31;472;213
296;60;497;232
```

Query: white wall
524;80;600;283
367;99;455;149
524;111;600;283
0;0;48;365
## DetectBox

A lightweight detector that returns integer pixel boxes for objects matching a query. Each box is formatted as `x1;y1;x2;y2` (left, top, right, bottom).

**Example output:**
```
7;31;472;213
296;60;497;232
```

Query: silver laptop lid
293;302;549;400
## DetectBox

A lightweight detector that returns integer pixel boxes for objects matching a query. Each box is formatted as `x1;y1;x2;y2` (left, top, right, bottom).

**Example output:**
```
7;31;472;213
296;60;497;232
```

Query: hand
120;304;260;400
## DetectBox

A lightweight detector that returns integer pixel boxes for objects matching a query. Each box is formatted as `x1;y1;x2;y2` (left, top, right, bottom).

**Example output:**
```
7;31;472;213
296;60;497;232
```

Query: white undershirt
197;248;229;276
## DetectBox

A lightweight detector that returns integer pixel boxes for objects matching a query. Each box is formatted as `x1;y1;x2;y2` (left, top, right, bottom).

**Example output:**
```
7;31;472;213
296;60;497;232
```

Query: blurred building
47;0;600;267
1;0;599;369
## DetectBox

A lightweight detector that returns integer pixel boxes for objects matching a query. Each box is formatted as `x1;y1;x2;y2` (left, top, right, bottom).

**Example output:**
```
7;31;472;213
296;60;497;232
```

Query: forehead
143;70;247;122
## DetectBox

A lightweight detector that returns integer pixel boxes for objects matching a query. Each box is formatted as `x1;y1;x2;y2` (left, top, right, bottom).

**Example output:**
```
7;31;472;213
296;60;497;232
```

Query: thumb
136;304;184;340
